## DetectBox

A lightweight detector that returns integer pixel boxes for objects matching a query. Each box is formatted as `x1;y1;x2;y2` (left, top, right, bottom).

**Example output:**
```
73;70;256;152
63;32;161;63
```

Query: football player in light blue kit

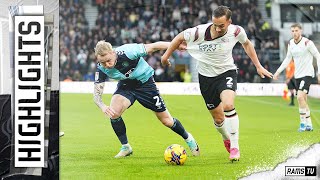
93;40;200;158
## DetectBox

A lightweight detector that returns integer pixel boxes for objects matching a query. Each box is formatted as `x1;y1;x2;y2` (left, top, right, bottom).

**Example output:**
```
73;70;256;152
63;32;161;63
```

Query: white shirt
183;23;248;77
276;37;320;78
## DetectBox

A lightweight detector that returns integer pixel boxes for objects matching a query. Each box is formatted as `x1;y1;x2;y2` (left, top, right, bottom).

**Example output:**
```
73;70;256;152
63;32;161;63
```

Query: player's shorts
198;70;237;110
114;76;166;112
287;78;296;90
295;76;313;94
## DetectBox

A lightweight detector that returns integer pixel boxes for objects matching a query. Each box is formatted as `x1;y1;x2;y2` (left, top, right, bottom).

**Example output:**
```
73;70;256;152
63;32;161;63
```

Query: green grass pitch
60;94;319;179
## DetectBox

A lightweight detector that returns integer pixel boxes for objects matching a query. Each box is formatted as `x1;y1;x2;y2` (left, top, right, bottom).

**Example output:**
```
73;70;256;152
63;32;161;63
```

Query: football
164;144;187;165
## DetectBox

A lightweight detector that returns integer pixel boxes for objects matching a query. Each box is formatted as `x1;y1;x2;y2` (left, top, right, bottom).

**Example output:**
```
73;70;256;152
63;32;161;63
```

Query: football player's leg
155;110;187;138
220;90;238;149
305;99;313;131
134;77;188;141
155;110;200;156
221;89;240;161
110;94;134;158
209;103;230;153
198;73;229;153
297;90;308;132
288;79;295;106
134;79;200;156
289;89;295;106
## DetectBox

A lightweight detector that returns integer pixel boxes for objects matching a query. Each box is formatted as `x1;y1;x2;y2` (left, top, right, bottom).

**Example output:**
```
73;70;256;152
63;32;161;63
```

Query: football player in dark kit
93;40;200;158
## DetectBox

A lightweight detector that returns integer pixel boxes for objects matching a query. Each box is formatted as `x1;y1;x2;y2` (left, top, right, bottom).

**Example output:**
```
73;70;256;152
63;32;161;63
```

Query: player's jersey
95;43;154;84
183;23;248;77
277;37;320;78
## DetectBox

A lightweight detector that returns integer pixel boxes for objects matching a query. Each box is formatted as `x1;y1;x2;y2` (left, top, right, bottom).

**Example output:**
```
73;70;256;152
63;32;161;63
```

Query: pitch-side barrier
60;82;320;98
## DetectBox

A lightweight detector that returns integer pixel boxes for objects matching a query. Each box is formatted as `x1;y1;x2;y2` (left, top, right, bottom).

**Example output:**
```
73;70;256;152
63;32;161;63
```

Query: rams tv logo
14;16;45;167
285;166;317;176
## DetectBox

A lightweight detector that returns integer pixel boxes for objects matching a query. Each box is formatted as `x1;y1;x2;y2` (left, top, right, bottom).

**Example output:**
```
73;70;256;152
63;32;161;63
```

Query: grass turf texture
60;94;320;179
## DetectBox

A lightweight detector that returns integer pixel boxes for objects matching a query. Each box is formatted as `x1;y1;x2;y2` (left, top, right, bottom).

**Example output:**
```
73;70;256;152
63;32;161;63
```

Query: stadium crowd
59;0;279;83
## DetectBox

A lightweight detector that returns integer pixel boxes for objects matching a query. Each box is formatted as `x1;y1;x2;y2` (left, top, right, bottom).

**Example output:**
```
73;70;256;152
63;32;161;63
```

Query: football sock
185;132;193;142
290;93;294;105
214;120;229;140
171;118;189;139
224;108;239;149
299;108;306;125
306;110;312;127
110;117;128;145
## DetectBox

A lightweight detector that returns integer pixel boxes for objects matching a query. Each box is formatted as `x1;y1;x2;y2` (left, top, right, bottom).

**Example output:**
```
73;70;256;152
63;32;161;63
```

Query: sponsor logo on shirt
199;43;221;52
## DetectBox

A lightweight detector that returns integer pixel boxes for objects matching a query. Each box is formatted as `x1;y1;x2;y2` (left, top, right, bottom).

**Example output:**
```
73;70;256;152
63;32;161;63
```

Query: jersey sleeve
307;40;320;74
276;43;293;74
94;65;108;84
117;43;147;60
235;26;248;44
183;27;198;43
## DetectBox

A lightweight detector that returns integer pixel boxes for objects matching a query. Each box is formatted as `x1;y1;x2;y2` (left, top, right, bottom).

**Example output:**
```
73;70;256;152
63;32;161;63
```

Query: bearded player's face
291;27;302;42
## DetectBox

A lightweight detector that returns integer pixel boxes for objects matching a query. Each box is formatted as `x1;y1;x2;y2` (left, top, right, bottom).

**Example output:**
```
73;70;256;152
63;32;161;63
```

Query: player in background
286;60;295;106
93;40;200;158
161;6;273;162
273;23;320;132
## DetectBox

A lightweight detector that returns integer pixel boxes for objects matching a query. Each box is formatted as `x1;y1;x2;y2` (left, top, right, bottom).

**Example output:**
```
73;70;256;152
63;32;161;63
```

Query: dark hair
212;6;232;20
291;23;302;29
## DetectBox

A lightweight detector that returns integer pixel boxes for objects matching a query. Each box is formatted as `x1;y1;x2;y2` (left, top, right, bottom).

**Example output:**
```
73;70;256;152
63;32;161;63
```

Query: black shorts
114;76;166;112
295;76;313;94
287;78;296;90
198;70;237;110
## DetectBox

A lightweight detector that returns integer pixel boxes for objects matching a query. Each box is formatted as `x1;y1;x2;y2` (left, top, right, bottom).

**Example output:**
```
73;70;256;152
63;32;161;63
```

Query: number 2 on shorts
153;96;162;107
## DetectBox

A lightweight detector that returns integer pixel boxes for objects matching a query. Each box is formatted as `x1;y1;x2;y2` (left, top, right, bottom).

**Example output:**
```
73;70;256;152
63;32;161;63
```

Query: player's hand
273;72;280;80
257;66;273;78
161;55;171;67
101;105;115;118
177;41;187;51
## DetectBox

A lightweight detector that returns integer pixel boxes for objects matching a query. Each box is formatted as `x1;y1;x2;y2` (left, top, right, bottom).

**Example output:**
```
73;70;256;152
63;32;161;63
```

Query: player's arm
140;41;186;58
307;40;320;83
273;45;293;80
93;68;115;117
161;32;186;66
93;82;107;110
241;39;273;78
144;42;170;54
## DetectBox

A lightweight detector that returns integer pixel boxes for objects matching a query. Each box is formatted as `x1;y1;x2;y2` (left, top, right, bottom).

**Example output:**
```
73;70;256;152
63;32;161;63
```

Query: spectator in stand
265;0;271;17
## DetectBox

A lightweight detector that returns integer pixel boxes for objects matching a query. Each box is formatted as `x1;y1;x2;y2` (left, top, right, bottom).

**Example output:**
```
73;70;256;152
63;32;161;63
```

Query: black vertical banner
42;90;59;179
0;95;12;177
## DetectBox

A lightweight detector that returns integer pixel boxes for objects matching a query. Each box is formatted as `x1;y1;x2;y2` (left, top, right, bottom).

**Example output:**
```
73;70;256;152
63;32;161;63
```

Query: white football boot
185;133;200;156
114;144;133;158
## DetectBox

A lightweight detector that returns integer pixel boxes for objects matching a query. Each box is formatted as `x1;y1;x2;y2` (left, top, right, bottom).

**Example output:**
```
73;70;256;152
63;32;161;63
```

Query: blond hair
94;40;113;56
